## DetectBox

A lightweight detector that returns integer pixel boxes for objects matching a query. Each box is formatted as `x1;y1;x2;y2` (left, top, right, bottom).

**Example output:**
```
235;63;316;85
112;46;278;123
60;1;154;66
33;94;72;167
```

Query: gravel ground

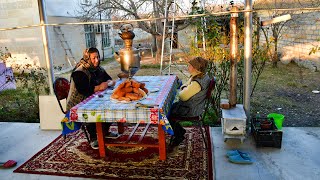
250;62;320;127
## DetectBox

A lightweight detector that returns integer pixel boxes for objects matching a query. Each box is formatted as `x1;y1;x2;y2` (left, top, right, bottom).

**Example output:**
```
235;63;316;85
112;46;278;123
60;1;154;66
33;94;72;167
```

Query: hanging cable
1;7;320;31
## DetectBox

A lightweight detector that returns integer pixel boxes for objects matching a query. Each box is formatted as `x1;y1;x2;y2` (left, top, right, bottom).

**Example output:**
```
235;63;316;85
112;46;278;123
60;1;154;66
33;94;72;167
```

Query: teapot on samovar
114;24;141;79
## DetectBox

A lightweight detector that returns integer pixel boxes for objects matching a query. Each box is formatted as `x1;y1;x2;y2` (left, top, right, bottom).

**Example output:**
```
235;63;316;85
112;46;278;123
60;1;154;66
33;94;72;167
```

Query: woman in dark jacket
66;47;117;149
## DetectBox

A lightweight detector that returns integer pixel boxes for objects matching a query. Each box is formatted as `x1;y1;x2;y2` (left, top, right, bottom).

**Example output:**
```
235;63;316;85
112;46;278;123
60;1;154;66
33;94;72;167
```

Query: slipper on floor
228;154;253;164
105;131;121;139
226;150;250;160
0;160;17;168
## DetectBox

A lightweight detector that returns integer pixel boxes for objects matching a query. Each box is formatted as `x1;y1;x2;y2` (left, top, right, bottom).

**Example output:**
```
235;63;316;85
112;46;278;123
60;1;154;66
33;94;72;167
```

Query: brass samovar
115;24;141;79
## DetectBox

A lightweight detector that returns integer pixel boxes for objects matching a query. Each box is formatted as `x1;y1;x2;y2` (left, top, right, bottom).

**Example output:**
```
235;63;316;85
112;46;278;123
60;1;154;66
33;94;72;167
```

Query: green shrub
0;89;39;122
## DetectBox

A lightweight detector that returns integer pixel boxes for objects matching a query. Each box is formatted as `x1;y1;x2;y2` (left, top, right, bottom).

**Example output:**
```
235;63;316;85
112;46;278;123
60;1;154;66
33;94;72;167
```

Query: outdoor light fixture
261;14;292;26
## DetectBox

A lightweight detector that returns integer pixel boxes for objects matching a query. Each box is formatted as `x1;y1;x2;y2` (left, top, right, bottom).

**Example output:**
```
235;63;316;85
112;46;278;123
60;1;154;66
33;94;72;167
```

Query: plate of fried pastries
110;79;149;103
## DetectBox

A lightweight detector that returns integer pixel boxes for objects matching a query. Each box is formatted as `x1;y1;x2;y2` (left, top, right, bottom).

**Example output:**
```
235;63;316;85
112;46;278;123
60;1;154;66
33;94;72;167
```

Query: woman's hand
94;80;115;92
94;82;108;92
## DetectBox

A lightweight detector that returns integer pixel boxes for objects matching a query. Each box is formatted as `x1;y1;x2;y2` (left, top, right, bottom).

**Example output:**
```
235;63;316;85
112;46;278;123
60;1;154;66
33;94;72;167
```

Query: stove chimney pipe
229;6;239;108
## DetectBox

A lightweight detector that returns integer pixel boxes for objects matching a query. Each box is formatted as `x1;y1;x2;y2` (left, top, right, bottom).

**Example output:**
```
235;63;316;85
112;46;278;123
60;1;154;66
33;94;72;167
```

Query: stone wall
258;11;320;71
178;26;195;51
0;0;45;68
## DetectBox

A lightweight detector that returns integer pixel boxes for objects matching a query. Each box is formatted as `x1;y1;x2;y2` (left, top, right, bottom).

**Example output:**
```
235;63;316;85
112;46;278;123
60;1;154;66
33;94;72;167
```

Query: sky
45;0;79;17
45;0;255;17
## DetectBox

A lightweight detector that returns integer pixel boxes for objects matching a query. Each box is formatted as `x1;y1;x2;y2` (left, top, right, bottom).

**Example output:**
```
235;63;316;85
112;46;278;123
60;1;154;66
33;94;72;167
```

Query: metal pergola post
244;0;253;124
159;0;169;75
201;0;206;51
38;0;55;95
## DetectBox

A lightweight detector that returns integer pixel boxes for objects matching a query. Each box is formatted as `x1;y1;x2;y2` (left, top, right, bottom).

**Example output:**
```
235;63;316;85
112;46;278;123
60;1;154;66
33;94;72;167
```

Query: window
84;24;96;48
95;24;103;33
102;25;111;47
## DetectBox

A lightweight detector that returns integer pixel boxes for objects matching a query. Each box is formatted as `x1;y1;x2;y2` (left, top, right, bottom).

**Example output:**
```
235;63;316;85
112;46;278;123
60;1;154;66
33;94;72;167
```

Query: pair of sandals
0;160;17;169
226;150;253;164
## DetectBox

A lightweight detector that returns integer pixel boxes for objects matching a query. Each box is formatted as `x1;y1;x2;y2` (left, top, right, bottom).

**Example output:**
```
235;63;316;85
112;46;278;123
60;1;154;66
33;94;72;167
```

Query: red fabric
1;160;17;168
54;78;70;100
206;78;216;99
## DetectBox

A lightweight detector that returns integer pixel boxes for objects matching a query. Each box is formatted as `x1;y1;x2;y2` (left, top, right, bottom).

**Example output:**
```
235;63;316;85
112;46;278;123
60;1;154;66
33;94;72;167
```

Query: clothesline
0;7;320;31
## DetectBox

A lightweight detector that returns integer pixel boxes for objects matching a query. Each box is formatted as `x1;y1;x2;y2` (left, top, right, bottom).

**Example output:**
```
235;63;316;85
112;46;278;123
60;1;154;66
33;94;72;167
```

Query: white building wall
47;16;85;71
0;1;116;73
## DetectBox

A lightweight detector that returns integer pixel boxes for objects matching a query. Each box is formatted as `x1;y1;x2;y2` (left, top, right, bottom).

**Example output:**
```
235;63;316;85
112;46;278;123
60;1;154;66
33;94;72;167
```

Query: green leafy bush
0;89;39;122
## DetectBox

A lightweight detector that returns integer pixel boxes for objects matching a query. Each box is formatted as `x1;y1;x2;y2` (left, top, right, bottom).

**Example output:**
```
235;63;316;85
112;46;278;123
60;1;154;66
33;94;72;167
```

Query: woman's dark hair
87;47;100;59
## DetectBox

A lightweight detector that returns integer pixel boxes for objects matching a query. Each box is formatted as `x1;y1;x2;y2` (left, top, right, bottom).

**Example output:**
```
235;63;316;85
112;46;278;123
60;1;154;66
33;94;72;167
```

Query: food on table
111;79;148;102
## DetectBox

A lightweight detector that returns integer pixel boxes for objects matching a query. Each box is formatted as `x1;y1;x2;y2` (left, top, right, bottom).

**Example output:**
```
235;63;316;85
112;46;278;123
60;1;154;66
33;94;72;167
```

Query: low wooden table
69;75;178;160
96;122;167;160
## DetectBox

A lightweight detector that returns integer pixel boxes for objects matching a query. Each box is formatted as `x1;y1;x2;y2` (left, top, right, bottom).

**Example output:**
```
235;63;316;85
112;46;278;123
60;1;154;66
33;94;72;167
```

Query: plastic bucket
267;113;285;130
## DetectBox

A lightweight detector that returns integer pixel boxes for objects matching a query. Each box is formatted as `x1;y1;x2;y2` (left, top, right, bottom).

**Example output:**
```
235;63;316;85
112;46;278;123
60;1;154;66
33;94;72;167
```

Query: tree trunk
152;35;157;52
155;35;163;64
272;38;278;68
272;27;279;68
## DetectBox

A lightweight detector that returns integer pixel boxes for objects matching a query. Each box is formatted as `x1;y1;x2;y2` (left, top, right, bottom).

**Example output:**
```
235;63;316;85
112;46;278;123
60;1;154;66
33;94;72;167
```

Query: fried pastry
132;80;141;88
123;87;133;93
111;79;149;102
125;93;140;100
124;81;132;88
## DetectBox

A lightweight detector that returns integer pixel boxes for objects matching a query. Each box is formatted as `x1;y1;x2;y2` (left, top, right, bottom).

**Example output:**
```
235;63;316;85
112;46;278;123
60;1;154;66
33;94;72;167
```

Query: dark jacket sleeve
72;71;95;97
94;67;112;83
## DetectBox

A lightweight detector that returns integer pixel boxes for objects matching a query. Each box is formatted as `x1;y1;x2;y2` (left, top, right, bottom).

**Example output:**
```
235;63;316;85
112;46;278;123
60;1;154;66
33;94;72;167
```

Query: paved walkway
0;122;319;180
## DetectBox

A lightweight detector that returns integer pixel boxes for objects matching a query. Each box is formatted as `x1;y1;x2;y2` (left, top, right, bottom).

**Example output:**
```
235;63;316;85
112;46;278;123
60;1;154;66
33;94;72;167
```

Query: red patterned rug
14;126;214;179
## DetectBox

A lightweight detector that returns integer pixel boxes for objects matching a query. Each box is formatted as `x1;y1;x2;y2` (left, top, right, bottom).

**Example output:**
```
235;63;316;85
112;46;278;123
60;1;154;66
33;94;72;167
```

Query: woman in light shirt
169;57;211;147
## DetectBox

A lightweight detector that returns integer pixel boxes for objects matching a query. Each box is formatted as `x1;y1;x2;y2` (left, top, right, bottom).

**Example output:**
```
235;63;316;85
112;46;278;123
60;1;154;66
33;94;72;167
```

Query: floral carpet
14;126;214;179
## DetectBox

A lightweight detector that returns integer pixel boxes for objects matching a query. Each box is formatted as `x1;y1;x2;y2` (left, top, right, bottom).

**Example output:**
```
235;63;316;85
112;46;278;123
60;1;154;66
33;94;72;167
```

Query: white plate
149;88;160;93
105;90;114;94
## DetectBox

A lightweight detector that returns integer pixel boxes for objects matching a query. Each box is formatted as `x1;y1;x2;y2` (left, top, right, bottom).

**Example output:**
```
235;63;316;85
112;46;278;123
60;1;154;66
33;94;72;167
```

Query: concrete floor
1;122;319;180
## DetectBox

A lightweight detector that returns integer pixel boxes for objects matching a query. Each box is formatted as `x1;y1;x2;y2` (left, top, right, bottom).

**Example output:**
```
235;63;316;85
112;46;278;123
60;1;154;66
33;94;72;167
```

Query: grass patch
141;64;161;69
2;60;320;127
287;82;298;87
0;89;39;122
